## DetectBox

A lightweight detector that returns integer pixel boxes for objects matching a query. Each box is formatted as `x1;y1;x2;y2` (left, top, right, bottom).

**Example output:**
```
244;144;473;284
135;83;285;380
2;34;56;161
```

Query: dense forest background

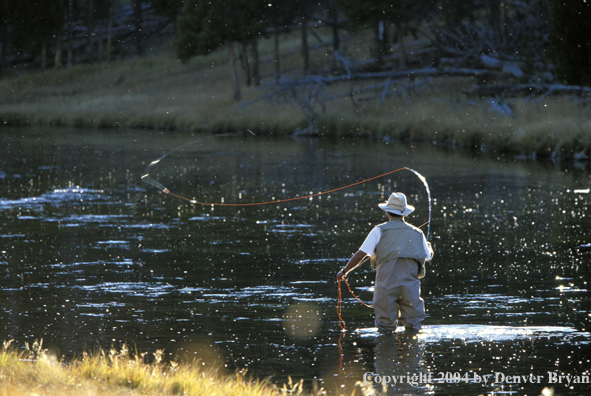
1;0;591;160
1;0;590;91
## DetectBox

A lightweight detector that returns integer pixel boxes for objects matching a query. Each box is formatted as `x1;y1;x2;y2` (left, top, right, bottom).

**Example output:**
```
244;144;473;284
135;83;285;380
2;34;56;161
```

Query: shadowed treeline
0;1;590;163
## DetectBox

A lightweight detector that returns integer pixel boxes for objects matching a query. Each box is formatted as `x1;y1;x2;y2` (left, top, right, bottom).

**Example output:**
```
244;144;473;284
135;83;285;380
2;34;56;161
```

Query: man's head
378;192;415;216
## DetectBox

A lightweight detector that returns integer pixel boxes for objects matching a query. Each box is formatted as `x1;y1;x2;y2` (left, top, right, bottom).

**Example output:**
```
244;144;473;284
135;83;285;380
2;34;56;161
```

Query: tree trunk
251;39;260;86
329;0;339;51
107;4;112;62
67;0;73;68
228;42;241;101
87;0;95;60
274;26;280;82
373;20;384;67
487;0;506;48
98;22;104;61
500;0;507;50
329;0;340;72
542;0;552;23
133;0;143;56
55;32;62;69
1;5;7;77
41;38;47;71
301;15;310;75
487;0;500;27
396;23;406;70
239;43;251;86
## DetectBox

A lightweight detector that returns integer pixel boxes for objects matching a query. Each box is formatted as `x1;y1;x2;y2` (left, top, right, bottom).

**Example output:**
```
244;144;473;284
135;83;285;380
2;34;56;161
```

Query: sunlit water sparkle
0;129;590;395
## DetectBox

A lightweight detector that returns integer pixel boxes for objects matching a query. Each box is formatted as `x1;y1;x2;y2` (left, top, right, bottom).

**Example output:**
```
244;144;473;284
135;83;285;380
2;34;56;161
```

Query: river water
1;128;590;395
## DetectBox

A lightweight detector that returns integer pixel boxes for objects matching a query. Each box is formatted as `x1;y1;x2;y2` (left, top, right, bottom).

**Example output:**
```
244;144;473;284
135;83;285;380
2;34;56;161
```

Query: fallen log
289;67;492;86
463;83;591;98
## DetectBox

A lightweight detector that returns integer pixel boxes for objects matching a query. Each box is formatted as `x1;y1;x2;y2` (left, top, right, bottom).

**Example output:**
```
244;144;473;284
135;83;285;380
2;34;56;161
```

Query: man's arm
336;250;368;281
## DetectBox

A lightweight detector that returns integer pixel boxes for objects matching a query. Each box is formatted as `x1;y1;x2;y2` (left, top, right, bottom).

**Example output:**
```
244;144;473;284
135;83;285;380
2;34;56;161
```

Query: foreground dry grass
0;340;562;396
0;27;590;160
0;340;328;396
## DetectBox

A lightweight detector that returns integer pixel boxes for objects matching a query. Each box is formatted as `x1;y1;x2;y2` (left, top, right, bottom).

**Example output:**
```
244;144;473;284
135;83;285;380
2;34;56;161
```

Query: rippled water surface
1;128;590;395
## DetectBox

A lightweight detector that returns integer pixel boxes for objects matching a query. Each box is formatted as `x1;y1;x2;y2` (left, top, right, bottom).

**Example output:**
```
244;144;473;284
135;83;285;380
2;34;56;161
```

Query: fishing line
405;167;432;241
143;162;426;210
141;136;432;219
140;134;238;204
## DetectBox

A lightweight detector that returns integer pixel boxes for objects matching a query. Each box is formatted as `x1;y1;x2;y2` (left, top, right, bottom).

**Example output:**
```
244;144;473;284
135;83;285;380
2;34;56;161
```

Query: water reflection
0;128;590;395
372;333;428;395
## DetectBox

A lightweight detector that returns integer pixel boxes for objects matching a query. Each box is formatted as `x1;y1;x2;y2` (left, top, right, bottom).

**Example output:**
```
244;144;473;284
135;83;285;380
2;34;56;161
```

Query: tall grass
0;339;559;396
0;339;327;396
1;27;590;160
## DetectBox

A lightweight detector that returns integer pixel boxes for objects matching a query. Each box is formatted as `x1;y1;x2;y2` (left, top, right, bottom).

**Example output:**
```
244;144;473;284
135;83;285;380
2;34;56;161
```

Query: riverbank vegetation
1;0;590;163
1;37;589;163
0;340;328;396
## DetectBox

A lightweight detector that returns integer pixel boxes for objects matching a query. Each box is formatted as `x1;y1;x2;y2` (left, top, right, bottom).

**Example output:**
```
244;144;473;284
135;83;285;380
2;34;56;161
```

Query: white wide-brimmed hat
378;192;415;216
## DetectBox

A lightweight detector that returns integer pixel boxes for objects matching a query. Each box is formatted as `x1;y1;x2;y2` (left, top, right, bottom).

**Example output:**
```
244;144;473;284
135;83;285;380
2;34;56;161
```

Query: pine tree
149;0;185;21
0;0;10;77
173;0;267;100
336;0;434;68
264;1;299;80
10;0;65;70
548;0;591;86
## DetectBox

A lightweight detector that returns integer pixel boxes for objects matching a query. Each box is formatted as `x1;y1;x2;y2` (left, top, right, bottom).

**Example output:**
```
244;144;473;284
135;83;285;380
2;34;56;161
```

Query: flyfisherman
336;192;433;333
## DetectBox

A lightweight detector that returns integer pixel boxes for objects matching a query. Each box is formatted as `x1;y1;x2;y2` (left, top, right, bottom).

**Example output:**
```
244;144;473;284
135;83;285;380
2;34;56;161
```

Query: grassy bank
0;340;329;396
1;27;590;161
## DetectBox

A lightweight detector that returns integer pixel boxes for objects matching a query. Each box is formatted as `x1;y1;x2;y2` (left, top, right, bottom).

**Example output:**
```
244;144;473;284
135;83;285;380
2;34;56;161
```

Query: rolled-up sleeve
359;227;381;256
422;237;434;261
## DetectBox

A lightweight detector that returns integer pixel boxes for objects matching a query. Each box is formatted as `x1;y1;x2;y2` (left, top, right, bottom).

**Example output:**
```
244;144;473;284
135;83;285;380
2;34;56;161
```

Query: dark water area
1;128;590;395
